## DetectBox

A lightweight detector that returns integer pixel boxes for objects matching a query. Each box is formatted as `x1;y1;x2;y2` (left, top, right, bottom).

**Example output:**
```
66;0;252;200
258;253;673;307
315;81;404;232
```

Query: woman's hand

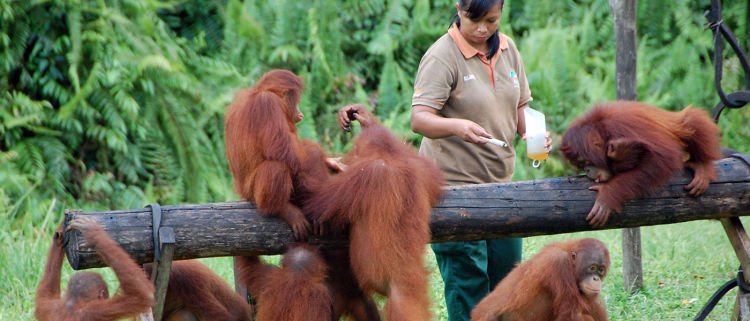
544;131;552;153
521;131;553;153
412;105;493;144
451;119;493;144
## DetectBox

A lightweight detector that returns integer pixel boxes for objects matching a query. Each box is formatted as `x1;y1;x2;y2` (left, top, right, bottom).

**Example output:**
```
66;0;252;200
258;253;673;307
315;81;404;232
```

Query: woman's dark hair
451;0;504;59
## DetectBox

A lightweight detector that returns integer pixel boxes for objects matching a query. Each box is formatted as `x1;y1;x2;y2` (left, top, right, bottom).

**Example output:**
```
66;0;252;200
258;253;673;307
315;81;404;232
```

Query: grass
1;213;743;321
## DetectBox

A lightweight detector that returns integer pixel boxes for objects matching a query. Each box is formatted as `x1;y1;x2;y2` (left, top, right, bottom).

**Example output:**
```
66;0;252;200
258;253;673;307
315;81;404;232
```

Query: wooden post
720;217;750;321
610;0;642;293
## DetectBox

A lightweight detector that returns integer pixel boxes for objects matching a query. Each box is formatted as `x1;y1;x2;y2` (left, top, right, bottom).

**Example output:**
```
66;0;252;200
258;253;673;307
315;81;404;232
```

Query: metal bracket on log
149;227;174;321
62;157;750;270
144;203;174;321
147;204;163;261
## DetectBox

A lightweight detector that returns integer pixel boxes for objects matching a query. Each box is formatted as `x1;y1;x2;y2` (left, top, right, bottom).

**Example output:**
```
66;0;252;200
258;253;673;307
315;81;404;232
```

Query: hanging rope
704;0;750;122
694;268;750;321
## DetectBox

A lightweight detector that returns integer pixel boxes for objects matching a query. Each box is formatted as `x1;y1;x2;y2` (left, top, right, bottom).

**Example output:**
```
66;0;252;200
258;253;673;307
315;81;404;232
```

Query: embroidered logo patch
463;74;476;82
509;70;520;88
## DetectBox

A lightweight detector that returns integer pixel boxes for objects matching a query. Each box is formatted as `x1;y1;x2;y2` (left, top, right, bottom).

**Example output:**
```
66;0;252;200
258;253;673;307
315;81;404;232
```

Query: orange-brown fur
305;114;445;321
323;249;382;321
237;244;332;321
560;101;722;226
224;69;324;240
35;217;154;321
471;238;610;321
225;69;379;321
143;260;252;321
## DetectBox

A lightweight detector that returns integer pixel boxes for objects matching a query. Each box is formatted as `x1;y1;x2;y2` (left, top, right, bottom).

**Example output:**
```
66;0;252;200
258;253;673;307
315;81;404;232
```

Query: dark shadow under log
64;157;750;269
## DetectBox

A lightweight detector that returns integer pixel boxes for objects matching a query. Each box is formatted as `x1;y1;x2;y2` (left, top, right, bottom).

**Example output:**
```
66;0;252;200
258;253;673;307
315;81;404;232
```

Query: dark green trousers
432;238;522;321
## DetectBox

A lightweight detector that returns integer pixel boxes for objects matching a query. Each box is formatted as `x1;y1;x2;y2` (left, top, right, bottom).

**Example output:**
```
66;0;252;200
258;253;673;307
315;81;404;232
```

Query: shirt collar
448;23;509;59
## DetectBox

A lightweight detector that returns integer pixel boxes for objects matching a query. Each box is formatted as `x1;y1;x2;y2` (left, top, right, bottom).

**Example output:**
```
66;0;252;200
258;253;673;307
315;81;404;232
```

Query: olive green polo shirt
412;25;532;185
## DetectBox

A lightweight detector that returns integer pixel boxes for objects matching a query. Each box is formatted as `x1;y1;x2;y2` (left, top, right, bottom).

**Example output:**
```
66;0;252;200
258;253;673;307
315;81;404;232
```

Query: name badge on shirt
463;74;476;82
509;70;520;88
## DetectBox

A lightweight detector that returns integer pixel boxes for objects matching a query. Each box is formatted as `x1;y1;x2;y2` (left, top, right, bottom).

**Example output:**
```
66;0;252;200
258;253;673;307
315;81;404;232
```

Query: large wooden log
64;157;750;269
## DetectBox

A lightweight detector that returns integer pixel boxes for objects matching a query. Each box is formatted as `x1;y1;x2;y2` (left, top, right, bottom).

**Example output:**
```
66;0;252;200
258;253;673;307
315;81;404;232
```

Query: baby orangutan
471;238;610;321
560;101;721;227
35;216;154;321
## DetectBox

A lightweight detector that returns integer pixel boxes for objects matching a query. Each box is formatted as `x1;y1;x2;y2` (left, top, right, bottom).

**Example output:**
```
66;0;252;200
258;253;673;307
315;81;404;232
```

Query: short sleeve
509;36;532;108
516;53;532;108
412;54;455;110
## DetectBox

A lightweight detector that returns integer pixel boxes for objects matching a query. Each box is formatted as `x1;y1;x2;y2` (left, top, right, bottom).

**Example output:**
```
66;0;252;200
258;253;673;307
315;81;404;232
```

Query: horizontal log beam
64;157;750;269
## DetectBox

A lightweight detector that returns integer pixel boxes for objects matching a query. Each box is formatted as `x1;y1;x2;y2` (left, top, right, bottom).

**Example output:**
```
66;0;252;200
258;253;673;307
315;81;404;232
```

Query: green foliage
2;0;237;216
158;0;226;52
0;0;747;207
